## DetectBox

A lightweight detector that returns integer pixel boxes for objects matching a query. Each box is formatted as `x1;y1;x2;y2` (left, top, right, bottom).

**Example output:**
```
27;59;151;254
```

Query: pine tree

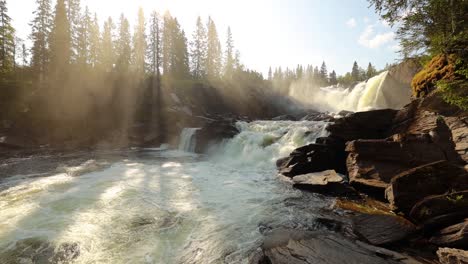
76;6;91;66
162;11;172;75
65;0;80;62
296;64;303;79
190;16;207;79
366;62;377;79
223;26;235;79
30;0;53;80
313;66;320;83
205;16;221;79
49;0;71;77
234;49;241;71
329;70;337;85
132;7;146;75
88;13;100;67
116;14;131;72
351;61;360;82
0;0;15;74
174;28;190;78
319;61;328;84
148;10;162;77
100;17;115;72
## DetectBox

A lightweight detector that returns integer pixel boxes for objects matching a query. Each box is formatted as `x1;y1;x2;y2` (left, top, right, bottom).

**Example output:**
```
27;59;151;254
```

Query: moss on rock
411;54;457;98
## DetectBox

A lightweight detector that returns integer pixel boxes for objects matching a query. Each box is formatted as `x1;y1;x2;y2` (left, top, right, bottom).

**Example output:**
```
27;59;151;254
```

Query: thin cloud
358;25;395;48
346;18;357;28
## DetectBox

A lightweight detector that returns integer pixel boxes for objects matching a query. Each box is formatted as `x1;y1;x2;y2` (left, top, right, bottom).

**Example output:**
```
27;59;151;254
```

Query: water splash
178;128;201;152
289;71;410;112
0;120;332;263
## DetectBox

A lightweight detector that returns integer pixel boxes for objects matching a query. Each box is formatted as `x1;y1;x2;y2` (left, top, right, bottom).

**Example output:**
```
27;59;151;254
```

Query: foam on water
0;120;330;263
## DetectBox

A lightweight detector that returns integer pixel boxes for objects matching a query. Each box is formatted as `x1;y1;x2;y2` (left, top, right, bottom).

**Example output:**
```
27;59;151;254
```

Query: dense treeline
0;0;270;147
268;61;380;93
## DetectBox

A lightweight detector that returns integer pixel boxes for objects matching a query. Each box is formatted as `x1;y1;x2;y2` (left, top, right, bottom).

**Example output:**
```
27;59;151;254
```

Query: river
0;120;331;264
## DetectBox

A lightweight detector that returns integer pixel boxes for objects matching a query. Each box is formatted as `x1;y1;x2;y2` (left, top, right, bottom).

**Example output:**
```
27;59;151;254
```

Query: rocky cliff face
273;91;468;264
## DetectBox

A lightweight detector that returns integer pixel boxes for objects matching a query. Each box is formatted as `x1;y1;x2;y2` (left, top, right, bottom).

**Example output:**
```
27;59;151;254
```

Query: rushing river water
0;121;331;264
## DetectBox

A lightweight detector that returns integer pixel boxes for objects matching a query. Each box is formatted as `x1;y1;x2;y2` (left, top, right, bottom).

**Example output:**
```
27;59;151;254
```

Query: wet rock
249;228;424;264
437;247;468;264
421;211;468;232
291;170;358;197
430;219;468;249
0;238;80;264
385;161;468;216
272;114;298;121
410;191;468;224
327;109;398;141
352;214;417;246
194;118;239;153
443;116;468;164
278;140;347;177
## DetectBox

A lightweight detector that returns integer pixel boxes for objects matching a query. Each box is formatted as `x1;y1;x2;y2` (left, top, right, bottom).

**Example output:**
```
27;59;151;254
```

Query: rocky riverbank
258;92;468;264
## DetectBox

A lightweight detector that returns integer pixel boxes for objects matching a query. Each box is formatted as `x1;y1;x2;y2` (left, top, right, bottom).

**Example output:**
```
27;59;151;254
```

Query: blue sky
10;0;400;76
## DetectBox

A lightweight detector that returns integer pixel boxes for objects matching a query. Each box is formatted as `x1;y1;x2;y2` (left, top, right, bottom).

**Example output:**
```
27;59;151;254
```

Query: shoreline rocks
274;91;468;263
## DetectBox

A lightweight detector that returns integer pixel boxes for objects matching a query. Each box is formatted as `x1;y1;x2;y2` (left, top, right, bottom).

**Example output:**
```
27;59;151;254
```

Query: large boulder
437;248;468;264
409;191;468;224
291;170;358;197
385;161;468;216
443;116;468;165
194;118;239;153
327;109;398;141
278;138;347;177
430;219;468;249
249;229;424;264
352;214;417;246
346;137;452;198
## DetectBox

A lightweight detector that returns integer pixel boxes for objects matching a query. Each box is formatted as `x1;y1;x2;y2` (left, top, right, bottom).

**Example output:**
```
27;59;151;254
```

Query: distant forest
0;0;385;147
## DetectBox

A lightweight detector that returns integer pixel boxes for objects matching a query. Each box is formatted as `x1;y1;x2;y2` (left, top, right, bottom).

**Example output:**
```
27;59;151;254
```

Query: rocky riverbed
271;91;468;264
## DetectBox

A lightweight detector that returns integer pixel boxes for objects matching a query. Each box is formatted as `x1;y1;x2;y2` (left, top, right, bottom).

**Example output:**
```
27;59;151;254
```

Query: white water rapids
0;120;330;264
288;71;411;112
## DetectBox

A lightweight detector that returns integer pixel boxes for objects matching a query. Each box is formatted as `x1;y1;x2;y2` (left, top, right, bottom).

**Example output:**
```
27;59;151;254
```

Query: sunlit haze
11;0;400;75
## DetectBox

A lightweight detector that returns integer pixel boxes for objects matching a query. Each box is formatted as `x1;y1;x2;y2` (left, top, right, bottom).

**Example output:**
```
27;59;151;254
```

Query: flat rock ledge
248;229;426;264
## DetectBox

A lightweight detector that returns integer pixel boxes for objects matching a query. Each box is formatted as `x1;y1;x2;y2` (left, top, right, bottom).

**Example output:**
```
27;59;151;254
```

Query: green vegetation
0;0;272;146
369;0;468;110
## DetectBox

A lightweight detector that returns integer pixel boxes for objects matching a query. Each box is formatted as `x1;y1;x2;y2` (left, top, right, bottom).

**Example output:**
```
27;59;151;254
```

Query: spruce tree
88;13;100;68
174;28;190;79
0;0;15;74
351;61;360;82
205;17;221;79
223;26;235;79
49;0;71;77
30;0;53;80
65;0;80;62
162;11;172;75
319;61;328;84
148;10;162;77
132;7;146;75
116;14;131;72
100;17;115;72
366;62;377;79
76;6;91;66
190;16;207;79
329;70;337;85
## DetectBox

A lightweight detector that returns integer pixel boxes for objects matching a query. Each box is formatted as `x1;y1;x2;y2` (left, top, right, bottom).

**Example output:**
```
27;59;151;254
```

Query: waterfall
288;71;411;112
211;120;329;168
178;128;201;152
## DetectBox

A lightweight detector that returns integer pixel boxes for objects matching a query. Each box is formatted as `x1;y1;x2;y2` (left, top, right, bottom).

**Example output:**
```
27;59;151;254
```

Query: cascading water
0;120;331;264
289;71;411;112
178;128;201;152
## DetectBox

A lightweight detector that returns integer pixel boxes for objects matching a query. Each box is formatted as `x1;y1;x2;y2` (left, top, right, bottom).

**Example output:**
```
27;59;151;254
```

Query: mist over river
0;120;331;263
